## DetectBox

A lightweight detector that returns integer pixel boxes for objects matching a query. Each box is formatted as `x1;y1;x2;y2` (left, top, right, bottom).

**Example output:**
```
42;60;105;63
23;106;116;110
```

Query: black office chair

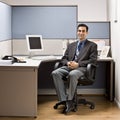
53;62;97;112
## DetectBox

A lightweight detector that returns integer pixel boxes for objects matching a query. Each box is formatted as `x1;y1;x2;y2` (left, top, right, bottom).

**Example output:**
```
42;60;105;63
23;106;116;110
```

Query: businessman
51;24;97;114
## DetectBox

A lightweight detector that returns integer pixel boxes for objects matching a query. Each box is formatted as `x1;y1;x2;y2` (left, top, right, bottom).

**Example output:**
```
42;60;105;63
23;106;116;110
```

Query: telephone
2;55;26;63
2;55;18;62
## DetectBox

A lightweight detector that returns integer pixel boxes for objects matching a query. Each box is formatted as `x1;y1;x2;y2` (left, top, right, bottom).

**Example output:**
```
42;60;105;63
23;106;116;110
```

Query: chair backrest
78;63;97;86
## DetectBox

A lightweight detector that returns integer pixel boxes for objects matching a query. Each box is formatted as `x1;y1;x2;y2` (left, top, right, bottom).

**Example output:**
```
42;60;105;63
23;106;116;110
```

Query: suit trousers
52;66;86;102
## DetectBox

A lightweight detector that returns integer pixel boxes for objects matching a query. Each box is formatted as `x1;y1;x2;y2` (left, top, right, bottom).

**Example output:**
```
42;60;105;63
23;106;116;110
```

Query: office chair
53;62;97;112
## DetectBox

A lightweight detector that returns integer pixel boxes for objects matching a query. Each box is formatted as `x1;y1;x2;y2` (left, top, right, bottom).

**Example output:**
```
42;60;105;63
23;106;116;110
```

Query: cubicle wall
12;6;77;39
78;22;110;39
0;2;111;94
0;2;11;41
0;2;12;57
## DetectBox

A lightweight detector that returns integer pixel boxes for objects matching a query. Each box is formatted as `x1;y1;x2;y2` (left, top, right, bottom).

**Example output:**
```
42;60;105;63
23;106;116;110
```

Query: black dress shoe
54;101;66;109
63;100;74;114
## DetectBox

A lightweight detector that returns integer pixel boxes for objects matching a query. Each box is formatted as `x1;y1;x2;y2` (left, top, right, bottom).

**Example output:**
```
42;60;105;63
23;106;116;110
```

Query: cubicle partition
0;2;12;57
0;2;113;99
12;6;77;39
0;2;11;41
0;2;114;117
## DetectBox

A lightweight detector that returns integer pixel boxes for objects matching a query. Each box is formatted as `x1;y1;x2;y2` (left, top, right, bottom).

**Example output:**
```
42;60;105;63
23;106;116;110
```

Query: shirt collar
77;39;87;46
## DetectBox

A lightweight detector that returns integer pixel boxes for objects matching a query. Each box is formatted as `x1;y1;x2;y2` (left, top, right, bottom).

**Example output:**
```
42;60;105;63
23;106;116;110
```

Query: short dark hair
77;24;89;32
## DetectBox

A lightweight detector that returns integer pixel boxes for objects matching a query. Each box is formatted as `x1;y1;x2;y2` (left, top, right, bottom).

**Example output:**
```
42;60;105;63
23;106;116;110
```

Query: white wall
1;0;107;21
0;2;11;40
108;0;120;107
0;40;12;58
0;2;12;57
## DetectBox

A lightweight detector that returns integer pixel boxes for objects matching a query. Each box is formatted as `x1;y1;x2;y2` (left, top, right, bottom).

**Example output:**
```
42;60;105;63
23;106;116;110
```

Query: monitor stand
28;52;34;58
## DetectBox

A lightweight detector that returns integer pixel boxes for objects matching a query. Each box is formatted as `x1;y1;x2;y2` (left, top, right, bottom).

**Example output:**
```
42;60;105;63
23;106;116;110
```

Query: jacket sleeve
60;45;70;66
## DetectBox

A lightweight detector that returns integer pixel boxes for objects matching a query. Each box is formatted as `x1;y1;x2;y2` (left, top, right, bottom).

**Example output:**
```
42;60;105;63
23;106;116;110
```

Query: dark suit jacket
61;39;97;67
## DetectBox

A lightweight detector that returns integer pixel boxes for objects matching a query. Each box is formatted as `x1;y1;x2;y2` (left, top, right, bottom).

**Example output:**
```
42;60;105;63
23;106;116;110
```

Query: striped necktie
74;42;82;60
78;42;82;51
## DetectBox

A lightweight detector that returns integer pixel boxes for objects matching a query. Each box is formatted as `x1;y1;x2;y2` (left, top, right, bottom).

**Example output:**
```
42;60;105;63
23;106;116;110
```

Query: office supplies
2;55;18;62
2;55;26;63
0;59;12;65
100;46;110;58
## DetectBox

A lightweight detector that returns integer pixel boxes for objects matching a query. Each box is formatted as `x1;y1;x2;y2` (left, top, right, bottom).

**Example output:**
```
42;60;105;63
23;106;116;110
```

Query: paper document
100;46;110;58
91;39;105;51
0;60;12;65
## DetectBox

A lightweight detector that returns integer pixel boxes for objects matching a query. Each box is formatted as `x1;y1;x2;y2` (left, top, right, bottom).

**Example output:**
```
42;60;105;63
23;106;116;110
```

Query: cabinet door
0;67;37;117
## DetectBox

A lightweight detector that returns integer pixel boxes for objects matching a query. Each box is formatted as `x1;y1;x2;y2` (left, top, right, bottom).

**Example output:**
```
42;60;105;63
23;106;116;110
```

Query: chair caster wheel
53;105;58;109
90;105;95;109
72;108;77;112
72;104;77;112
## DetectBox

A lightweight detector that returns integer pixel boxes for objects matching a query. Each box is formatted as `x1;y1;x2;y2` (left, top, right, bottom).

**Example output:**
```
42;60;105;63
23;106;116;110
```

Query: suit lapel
71;42;77;57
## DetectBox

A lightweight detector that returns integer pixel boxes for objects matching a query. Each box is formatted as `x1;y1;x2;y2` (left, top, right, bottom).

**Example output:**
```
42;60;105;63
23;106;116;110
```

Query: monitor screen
26;35;43;52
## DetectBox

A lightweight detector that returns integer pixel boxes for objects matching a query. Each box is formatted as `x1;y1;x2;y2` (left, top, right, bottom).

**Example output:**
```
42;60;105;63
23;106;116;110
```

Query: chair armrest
54;62;97;81
54;61;62;70
86;63;97;81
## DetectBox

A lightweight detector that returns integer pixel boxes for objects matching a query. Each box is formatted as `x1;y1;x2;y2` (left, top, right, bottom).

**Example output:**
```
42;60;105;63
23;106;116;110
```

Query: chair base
77;98;95;109
53;100;77;113
53;97;95;112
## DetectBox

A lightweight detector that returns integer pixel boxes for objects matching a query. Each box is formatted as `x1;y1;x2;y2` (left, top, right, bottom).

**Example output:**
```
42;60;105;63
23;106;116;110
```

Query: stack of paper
0;60;12;65
100;46;110;58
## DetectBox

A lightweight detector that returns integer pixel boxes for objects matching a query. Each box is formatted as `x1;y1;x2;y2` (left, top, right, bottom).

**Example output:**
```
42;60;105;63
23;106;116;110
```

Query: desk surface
97;57;113;61
0;55;113;67
0;55;60;67
0;59;41;67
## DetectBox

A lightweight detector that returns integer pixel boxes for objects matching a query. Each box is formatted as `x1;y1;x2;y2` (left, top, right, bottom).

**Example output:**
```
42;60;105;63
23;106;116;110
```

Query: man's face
77;26;88;40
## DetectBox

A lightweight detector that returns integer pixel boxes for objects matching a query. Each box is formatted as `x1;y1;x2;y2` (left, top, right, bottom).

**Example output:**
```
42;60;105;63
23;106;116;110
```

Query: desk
0;56;61;117
97;57;114;101
0;59;41;117
0;56;114;116
38;57;114;101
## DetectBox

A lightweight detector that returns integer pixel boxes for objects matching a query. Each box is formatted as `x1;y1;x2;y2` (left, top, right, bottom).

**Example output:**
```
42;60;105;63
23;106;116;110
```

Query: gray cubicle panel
38;60;114;100
38;60;57;89
38;60;107;89
78;22;110;39
0;2;11;41
12;6;77;39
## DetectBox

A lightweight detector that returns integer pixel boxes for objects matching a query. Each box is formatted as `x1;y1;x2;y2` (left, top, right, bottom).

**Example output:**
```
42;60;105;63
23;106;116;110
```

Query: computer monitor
26;35;43;57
